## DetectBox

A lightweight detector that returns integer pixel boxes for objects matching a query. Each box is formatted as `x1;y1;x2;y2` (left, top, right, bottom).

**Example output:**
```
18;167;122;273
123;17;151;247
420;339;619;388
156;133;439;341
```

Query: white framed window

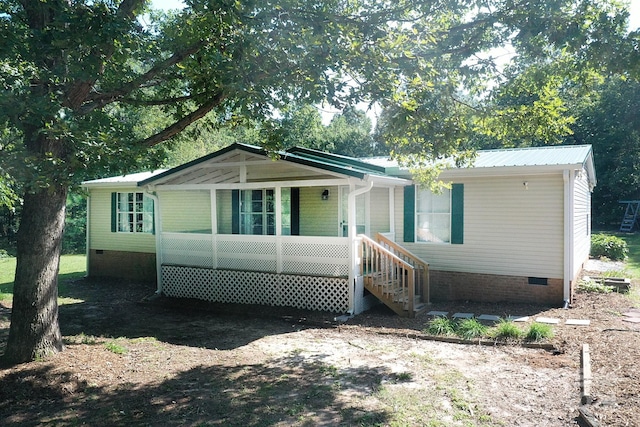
116;192;154;233
240;189;275;235
416;188;451;243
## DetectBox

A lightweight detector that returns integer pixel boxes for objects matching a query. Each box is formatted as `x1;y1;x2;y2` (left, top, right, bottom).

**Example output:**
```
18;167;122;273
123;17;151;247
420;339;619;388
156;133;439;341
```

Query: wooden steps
363;268;429;317
360;233;430;318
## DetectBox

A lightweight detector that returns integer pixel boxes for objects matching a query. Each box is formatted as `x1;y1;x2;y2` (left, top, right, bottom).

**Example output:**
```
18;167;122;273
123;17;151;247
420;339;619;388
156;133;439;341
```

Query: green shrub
578;278;613;294
591;233;628;261
490;320;524;340
455;318;488;340
424;317;455;336
525;323;554;341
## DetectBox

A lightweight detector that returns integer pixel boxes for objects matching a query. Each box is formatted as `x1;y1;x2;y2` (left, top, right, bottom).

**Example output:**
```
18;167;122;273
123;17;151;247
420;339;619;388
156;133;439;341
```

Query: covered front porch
139;143;425;316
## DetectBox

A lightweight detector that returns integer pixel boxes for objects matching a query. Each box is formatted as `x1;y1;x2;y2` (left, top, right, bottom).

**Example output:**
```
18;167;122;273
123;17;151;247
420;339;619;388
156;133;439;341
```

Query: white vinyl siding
216;189;233;234
369;187;390;236
395;174;565;278
573;169;592;277
88;188;156;253
299;186;339;236
159;190;212;233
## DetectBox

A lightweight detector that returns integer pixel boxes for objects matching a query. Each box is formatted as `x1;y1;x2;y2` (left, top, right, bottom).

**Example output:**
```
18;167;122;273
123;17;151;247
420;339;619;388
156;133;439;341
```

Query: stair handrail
375;233;430;305
359;234;414;270
358;234;415;313
375;233;428;268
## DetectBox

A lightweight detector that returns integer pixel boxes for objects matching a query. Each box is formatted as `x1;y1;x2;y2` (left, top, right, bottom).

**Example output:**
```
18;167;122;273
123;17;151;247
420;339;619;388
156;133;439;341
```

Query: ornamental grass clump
424;317;455;336
455;318;488;340
525;322;554;341
490;320;524;340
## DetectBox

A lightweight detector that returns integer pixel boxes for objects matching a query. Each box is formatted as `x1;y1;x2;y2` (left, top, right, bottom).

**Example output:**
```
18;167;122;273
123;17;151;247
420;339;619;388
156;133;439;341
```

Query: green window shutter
231;189;239;234
111;192;117;232
291;187;300;236
451;183;464;244
150;198;155;235
403;185;415;242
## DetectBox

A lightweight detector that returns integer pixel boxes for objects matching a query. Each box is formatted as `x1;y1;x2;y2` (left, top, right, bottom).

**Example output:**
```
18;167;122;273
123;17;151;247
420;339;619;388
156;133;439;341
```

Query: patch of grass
619;233;640;278
0;254;86;302
489;320;524;340
424;316;455;336
104;340;128;355
455;318;488;340
525;323;554;341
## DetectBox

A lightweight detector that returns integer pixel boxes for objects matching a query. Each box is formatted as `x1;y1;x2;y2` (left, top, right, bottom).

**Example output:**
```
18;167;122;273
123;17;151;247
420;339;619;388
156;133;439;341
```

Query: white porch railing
160;232;350;277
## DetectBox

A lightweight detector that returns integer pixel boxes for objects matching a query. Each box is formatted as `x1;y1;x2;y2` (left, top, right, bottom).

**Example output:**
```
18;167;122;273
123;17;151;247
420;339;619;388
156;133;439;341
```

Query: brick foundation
430;270;565;306
88;250;156;282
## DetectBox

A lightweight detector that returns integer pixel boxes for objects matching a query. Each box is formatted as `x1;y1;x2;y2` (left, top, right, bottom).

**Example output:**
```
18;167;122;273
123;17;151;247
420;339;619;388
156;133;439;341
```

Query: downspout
85;194;91;278
563;170;574;306
347;180;374;315
144;190;163;295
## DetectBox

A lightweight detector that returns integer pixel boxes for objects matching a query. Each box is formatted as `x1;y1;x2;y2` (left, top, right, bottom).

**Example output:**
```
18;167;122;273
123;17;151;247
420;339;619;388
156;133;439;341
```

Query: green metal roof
138;143;394;186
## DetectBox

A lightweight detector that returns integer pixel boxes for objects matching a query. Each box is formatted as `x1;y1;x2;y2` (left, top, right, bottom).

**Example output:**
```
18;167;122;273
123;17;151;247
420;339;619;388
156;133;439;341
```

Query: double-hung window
416;188;451;243
240;189;275;235
115;192;154;233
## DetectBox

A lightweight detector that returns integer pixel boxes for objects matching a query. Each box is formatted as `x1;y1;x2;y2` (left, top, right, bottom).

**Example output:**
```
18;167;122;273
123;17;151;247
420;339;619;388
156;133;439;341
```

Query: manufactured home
82;143;596;317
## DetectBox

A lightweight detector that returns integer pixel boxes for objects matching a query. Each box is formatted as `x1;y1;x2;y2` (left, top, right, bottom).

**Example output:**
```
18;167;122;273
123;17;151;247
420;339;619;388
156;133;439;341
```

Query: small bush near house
525;323;554;341
455;318;488;340
424;317;455;336
591;233;628;261
578;278;614;294
490;320;524;340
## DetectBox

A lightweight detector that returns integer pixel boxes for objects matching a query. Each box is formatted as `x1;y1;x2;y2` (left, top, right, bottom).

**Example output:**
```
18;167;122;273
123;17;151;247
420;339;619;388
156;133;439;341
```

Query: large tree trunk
2;184;68;364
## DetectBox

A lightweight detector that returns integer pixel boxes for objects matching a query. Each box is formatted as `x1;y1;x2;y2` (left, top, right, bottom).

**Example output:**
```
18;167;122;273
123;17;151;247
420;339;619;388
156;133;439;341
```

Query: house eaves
138;143;407;187
82;170;168;188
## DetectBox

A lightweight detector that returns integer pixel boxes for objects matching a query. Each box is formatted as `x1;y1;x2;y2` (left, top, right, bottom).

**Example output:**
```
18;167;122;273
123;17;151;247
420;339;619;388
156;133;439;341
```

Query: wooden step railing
375;233;430;304
358;234;429;317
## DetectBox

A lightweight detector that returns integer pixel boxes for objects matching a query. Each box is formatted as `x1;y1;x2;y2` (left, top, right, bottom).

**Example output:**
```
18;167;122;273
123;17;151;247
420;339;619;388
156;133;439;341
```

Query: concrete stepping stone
622;317;640;323
507;315;529;322
535;317;560;324
622;310;640;318
477;314;501;322
452;312;474;319
566;319;590;326
426;310;449;317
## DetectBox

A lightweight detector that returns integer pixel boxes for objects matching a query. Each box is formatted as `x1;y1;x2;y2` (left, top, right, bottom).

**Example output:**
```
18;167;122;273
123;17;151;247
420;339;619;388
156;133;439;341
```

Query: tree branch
64;0;147;110
77;43;205;115
140;92;227;147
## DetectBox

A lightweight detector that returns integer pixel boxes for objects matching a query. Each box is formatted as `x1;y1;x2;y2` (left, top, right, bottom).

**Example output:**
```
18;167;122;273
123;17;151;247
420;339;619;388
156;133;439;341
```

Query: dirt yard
0;266;638;426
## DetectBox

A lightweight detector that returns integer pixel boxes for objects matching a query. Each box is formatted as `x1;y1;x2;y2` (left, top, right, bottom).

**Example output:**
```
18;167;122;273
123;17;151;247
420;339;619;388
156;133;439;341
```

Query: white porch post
348;180;373;314
144;190;163;295
275;186;283;273
211;188;218;269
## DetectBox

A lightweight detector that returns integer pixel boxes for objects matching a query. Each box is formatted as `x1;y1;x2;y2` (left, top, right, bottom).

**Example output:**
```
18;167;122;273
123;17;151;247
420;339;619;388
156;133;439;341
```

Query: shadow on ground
54;277;337;351
0;353;392;426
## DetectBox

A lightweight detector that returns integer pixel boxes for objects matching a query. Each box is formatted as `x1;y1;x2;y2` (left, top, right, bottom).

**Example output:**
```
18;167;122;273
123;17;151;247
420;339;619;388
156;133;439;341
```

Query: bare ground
0;266;638;426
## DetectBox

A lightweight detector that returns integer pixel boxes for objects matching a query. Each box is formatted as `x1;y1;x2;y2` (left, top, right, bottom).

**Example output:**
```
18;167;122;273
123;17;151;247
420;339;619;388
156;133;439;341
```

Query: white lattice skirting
161;265;350;313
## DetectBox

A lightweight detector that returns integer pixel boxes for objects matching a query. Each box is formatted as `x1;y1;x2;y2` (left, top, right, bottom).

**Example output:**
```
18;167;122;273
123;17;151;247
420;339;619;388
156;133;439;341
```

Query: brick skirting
429;270;565;305
88;250;156;282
